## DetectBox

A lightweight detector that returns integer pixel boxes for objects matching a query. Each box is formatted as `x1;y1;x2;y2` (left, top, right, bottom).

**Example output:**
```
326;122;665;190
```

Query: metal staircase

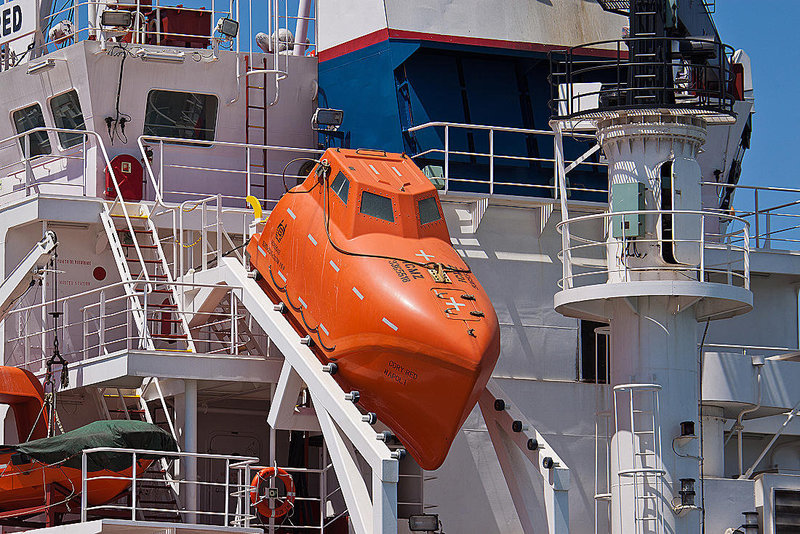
100;201;196;353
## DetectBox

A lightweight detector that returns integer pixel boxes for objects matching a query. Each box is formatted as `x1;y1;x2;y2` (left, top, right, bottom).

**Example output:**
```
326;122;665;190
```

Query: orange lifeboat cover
247;148;500;470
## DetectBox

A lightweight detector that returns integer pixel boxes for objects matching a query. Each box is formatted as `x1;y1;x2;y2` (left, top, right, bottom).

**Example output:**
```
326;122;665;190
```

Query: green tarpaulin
10;420;177;472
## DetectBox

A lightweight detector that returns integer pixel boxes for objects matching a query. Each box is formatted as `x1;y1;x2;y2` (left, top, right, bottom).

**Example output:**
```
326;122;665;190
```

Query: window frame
48;89;87;150
416;194;443;226
330;171;350;205
10;102;51;157
358;190;396;223
143;89;220;146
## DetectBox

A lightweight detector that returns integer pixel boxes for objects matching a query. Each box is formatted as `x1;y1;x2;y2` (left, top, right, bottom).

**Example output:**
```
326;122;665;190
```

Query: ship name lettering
388;260;410;283
403;263;425;280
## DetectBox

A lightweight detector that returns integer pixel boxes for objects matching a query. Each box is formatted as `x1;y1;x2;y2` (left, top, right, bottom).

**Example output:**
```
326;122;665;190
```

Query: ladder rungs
110;213;149;219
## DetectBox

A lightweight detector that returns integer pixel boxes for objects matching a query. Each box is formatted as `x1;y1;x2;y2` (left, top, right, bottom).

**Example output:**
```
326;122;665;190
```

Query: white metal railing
703;181;800;251
0;127;108;202
1;0;318;73
79;447;259;526
231;460;348;532
5;280;267;372
556;209;750;291
406;121;606;198
137;135;322;209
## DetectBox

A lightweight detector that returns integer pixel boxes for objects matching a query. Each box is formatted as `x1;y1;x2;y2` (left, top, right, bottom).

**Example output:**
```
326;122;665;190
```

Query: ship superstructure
0;0;796;533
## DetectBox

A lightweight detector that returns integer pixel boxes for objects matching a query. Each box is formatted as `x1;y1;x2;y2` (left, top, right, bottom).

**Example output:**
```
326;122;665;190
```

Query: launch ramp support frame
191;258;399;534
479;380;570;534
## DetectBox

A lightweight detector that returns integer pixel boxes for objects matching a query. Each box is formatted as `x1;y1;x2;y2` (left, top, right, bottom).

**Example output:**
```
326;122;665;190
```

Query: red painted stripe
319;28;623;62
318;28;389;62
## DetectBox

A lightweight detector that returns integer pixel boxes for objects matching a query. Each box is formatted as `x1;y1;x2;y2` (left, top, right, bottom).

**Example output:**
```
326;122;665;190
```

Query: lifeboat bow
248;148;501;469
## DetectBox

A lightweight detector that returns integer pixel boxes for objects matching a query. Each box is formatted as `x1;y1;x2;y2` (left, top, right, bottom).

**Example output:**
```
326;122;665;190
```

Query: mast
550;1;751;533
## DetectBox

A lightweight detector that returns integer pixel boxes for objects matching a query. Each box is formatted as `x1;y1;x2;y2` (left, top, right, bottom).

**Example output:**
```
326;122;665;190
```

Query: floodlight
216;17;239;39
100;10;133;28
312;108;344;132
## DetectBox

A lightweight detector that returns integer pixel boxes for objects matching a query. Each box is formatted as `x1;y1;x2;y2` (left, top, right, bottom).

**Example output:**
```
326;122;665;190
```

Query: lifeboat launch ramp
180;256;572;534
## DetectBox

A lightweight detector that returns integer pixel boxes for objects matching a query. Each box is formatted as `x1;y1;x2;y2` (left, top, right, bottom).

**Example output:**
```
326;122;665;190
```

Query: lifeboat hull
248;148;500;469
0;451;152;514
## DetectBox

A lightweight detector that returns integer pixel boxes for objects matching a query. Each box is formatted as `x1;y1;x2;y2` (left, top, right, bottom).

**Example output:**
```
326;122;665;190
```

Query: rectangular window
143;90;218;143
50;90;86;149
330;171;350;204
579;320;609;383
418;196;442;225
12;104;50;156
360;191;394;222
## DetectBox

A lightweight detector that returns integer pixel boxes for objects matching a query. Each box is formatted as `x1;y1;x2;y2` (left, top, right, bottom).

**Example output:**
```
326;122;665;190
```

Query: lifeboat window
143;90;218;144
360;191;395;223
330;171;350;204
418;196;442;225
50;90;86;149
12;104;51;156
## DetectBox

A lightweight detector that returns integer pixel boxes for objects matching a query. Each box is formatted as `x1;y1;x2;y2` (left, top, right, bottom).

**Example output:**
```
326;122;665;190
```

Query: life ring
250;467;296;518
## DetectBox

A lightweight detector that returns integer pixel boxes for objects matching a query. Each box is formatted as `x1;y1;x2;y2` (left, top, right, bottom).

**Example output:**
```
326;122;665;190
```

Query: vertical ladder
614;384;665;534
245;55;269;200
628;0;670;107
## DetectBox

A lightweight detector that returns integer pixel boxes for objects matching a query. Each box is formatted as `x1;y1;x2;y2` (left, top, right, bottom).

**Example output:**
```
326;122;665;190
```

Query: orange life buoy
250;467;295;518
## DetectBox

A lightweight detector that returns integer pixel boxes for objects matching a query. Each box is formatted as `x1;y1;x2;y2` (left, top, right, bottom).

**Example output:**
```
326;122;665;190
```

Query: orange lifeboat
0;367;177;518
247;148;500;469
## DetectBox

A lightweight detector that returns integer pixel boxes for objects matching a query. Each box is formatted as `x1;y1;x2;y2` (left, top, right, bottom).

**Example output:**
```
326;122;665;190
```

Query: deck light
408;514;439;532
100;10;133;28
26;58;55;75
215;17;239;39
138;50;185;64
312;108;344;132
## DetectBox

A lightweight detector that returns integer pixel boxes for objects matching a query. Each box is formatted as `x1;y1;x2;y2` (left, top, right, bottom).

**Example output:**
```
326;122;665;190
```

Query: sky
713;2;800;190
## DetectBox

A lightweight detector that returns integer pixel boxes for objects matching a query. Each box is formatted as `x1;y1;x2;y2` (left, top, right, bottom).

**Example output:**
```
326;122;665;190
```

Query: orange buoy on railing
250;467;296;518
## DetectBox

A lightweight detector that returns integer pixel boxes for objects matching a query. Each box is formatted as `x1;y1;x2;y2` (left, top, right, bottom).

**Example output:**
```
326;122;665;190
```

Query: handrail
80;446;259;524
136;135;322;204
556;208;750;291
406;121;606;198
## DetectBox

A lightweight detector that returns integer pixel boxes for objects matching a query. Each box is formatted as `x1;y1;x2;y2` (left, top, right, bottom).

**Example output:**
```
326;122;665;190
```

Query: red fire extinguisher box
105;154;144;202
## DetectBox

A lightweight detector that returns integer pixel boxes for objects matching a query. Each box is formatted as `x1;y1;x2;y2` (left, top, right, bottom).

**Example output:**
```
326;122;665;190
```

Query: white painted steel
0;230;55;321
479;380;570;534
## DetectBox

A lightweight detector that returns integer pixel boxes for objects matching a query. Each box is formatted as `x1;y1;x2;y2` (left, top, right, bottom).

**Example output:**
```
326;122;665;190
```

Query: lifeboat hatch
431;288;483;321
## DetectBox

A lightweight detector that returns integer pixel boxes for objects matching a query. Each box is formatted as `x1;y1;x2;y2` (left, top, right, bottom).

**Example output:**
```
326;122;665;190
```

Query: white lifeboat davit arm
0;231;57;322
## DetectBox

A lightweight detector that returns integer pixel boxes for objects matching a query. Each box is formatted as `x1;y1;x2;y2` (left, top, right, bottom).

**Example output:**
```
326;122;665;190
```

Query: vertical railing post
81;452;88;522
131;452;138;520
246;147;251;198
489;128;494;195
99;289;106;357
700;215;706;282
24;134;32;195
744;224;750;290
217;194;223;268
202;202;208;271
224;458;230;526
158;140;164;199
444;125;449;194
231;291;237;355
82;135;87;196
765;211;771;249
754;189;759;248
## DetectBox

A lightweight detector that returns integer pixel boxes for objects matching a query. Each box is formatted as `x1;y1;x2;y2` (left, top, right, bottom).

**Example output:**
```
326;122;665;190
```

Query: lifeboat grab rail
79;446;259;525
406;121;606;199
